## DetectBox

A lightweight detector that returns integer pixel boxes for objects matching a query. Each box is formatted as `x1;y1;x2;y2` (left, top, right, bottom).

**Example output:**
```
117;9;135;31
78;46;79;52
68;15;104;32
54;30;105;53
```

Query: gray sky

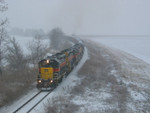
6;0;150;35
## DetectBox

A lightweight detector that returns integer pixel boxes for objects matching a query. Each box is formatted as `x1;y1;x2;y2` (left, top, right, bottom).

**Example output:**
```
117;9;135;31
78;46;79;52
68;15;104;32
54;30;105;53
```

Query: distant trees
9;27;45;37
48;28;64;51
48;28;75;51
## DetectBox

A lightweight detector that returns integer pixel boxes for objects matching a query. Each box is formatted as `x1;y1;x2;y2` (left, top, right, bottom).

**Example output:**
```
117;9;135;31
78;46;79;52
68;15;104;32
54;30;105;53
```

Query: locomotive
36;43;84;90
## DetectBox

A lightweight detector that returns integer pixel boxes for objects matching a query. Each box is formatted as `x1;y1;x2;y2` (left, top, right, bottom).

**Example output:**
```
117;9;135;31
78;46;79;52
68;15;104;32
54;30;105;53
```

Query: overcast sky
6;0;150;35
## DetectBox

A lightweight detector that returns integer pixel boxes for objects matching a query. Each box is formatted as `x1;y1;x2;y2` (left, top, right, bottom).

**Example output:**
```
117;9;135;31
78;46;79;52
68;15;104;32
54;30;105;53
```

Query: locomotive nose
41;67;53;80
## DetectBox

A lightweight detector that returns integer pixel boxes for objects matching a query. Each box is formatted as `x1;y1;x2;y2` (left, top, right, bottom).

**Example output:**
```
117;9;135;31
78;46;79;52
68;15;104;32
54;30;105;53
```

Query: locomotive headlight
50;80;53;83
38;80;42;83
46;60;49;63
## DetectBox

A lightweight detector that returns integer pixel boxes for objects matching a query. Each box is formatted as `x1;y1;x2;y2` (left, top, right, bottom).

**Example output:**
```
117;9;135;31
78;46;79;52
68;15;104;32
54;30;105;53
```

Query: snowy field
85;37;150;65
11;35;49;55
10;35;34;54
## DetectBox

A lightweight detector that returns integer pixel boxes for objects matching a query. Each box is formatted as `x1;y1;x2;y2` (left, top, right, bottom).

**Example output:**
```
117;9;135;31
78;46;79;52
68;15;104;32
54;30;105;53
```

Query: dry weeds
76;41;129;112
46;41;130;113
0;68;37;107
46;96;79;113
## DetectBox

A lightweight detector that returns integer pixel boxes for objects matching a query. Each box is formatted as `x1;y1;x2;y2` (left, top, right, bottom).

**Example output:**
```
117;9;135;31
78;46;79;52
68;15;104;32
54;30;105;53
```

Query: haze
7;0;150;35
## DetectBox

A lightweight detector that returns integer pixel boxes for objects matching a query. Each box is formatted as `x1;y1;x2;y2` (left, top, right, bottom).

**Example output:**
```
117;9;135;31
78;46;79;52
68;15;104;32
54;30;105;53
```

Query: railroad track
13;88;54;113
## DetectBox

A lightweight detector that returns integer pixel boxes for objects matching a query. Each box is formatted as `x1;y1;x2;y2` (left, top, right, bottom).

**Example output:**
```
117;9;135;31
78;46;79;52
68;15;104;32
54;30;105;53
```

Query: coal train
37;43;84;90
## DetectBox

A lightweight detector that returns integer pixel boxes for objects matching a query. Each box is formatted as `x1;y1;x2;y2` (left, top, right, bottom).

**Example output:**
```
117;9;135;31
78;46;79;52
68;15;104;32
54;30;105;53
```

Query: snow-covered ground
86;37;150;65
1;36;150;113
68;40;150;112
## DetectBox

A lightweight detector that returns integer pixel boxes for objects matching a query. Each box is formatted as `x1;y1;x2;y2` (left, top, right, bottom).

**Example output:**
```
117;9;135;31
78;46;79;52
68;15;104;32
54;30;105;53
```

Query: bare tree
0;0;7;12
6;38;26;72
48;28;65;51
28;36;48;66
0;0;8;75
48;28;77;51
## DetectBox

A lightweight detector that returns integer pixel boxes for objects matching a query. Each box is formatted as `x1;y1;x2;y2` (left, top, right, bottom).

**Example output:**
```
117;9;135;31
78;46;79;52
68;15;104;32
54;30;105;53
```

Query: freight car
36;43;84;90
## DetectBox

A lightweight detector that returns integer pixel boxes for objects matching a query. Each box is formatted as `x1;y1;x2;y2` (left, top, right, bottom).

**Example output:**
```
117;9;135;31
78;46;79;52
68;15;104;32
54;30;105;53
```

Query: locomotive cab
37;58;59;89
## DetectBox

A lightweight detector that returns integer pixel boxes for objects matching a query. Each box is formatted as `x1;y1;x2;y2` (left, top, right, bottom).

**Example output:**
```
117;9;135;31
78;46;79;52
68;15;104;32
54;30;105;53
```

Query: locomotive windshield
39;59;59;68
39;60;51;67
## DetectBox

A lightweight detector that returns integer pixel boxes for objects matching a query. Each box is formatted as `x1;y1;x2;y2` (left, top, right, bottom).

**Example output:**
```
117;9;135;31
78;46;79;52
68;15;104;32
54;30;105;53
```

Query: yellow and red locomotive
37;43;84;90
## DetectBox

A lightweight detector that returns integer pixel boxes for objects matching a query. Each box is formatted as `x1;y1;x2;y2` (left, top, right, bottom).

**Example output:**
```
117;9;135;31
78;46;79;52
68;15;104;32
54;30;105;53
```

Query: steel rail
26;88;54;113
13;91;42;113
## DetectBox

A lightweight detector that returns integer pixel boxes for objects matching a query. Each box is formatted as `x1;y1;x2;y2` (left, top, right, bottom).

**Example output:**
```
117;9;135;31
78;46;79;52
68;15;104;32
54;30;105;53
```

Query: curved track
13;88;54;113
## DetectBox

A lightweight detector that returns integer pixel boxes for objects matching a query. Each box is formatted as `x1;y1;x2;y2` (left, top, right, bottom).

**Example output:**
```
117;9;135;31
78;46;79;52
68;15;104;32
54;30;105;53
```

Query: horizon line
74;35;150;37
